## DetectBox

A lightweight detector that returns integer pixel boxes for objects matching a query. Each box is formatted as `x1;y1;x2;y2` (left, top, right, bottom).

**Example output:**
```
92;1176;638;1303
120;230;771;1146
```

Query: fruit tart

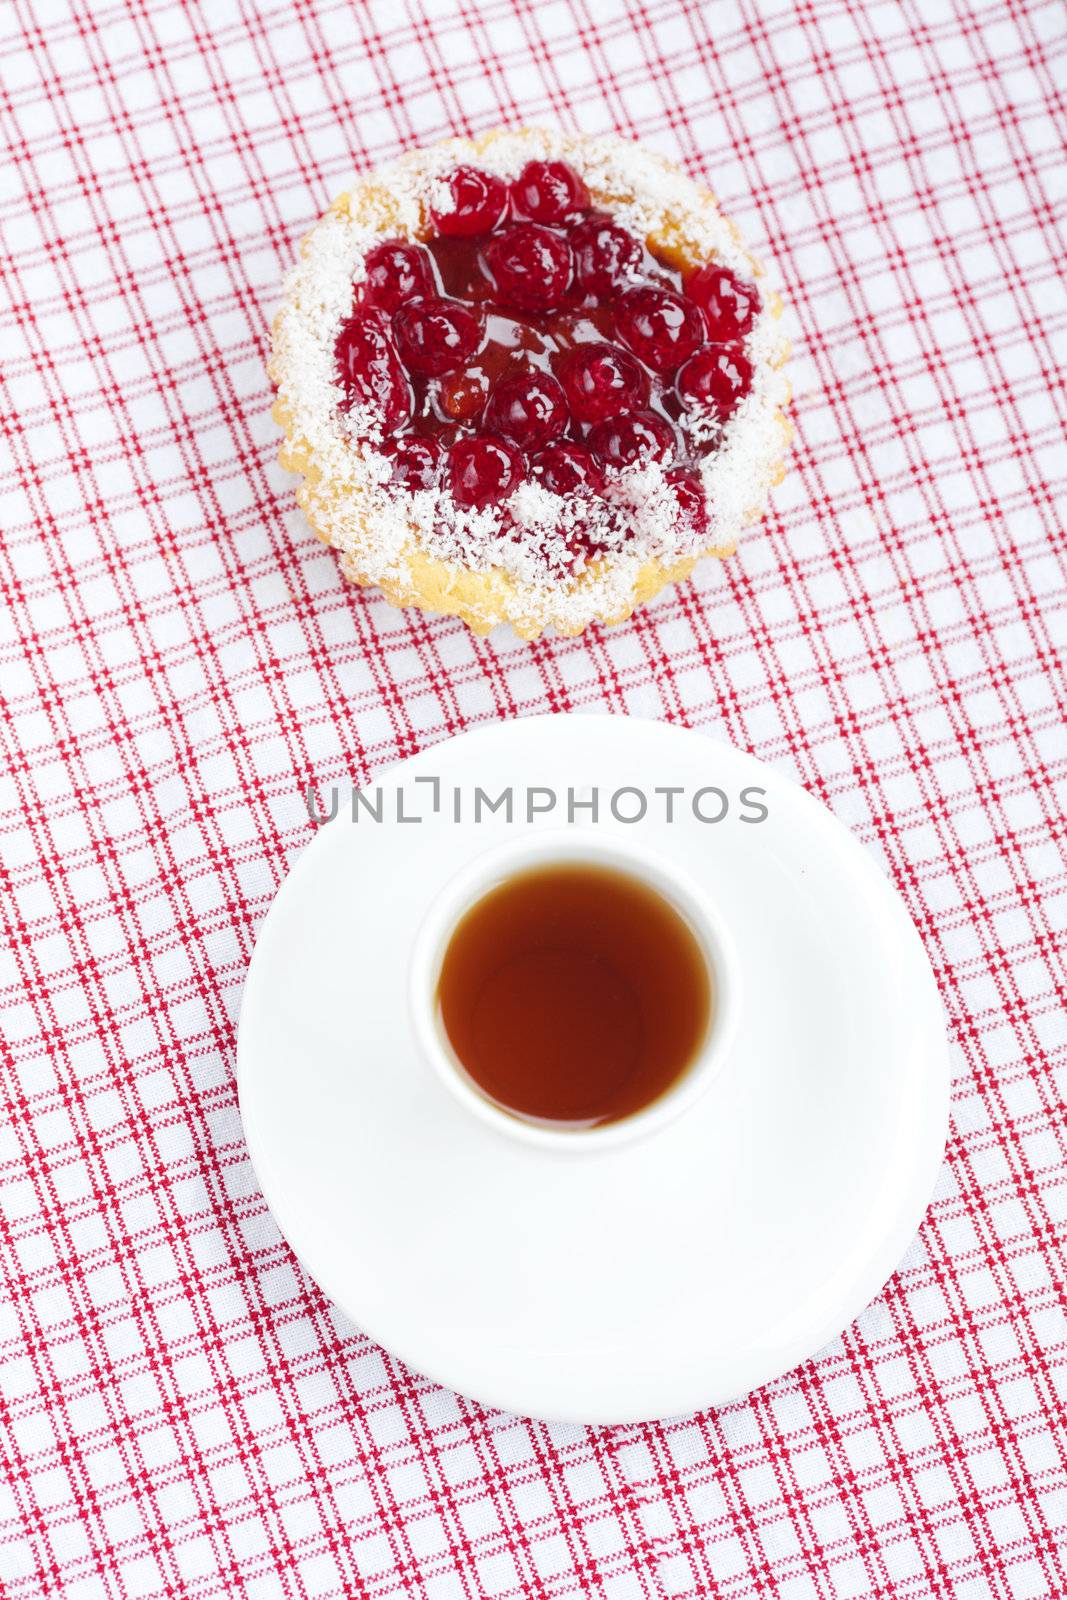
271;129;790;639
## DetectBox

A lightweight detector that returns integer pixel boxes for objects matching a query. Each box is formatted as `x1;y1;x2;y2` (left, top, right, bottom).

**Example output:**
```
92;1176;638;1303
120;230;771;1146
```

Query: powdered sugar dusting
271;129;790;634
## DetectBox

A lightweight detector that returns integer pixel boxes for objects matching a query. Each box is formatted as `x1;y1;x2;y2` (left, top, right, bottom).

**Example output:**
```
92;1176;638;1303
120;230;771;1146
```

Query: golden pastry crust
271;128;791;640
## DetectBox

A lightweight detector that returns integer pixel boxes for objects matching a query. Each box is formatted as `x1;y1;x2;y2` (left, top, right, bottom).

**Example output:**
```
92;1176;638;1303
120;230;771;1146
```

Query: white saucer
237;715;949;1424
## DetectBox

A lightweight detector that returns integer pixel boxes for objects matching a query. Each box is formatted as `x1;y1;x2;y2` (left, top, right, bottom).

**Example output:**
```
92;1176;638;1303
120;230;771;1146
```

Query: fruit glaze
272;131;791;638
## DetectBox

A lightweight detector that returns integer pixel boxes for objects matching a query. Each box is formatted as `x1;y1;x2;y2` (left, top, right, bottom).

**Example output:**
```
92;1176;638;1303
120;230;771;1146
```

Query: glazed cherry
588;410;677;470
436;367;489;424
447;437;525;508
431;167;509;236
511;160;589;224
559;342;649;424
363;241;434;312
334;308;412;430
484;223;574;313
615;286;705;374
533;441;604;496
570;216;644;294
676;344;752;419
686;265;758;342
483;371;568;451
387;435;443;490
666;467;709;537
568;514;615;562
393;297;482;376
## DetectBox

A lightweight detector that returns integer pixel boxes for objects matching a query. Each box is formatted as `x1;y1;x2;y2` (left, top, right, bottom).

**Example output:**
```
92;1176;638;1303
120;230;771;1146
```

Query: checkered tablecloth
2;0;1066;1595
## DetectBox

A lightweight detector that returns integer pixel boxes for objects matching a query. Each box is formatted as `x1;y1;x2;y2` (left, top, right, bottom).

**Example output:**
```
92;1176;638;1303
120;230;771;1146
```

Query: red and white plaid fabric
2;0;1065;1594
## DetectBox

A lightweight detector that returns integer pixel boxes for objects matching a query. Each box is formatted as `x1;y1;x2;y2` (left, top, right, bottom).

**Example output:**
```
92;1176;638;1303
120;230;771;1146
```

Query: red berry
532;441;604;496
588;410;677;470
570;216;644;294
558;341;649;423
363;240;434;312
447;437;525;509
431;167;509;236
387;435;443;490
436;367;489;424
676;344;752;419
666;467;709;538
393;297;482;376
483;370;568;451
483;223;574;313
334;308;412;430
568;516;615;562
686;265;759;341
615;286;705;374
511;160;589;223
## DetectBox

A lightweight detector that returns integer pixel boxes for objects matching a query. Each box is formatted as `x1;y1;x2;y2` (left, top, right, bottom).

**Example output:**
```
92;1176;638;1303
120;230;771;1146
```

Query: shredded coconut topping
271;129;790;635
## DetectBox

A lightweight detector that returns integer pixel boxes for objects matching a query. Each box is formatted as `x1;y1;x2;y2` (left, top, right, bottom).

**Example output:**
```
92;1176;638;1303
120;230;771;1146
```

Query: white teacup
410;828;740;1150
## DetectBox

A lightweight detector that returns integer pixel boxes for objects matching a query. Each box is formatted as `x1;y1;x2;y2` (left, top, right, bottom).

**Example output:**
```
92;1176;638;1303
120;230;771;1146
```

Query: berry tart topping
614;285;706;374
511;159;589;223
570;216;645;294
393;297;482;376
667;467;711;539
436;368;489;424
483;371;568;451
532;440;604;496
333;186;751;490
273;131;790;636
362;240;435;311
589;410;678;471
685;263;759;342
676;344;753;422
483;223;575;312
385;434;443;490
430;166;509;236
334;309;412;430
559;343;649;424
448;437;525;509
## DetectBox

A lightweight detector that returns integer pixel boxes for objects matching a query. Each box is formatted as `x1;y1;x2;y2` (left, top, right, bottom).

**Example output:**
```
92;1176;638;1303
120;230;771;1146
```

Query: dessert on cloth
271;128;790;638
